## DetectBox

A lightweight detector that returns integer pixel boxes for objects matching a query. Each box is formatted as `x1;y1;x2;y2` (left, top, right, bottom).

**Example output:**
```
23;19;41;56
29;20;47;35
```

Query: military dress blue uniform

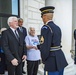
74;29;76;64
39;6;68;75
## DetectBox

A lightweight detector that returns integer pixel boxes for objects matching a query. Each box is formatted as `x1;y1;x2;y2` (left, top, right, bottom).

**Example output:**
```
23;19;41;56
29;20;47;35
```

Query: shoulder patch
42;26;48;29
40;36;44;44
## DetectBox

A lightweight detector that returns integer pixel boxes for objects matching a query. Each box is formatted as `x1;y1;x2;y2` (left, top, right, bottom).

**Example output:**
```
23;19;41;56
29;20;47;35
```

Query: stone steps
4;57;76;75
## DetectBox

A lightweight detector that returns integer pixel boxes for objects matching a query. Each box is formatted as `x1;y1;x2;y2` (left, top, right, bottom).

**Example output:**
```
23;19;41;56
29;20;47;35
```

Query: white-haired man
2;16;27;75
25;27;41;75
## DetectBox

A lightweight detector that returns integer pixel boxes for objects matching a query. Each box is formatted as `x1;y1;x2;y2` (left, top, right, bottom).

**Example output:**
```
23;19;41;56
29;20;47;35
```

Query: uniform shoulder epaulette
46;25;53;33
42;26;48;29
42;25;53;33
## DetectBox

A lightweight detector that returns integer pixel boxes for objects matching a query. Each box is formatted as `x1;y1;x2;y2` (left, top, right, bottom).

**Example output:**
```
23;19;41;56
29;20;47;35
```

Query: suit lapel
8;28;20;43
17;29;23;44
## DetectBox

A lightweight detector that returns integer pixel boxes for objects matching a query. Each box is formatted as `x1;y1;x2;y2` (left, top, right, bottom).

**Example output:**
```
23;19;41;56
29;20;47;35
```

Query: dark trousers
74;46;76;64
22;61;25;71
7;62;22;75
27;60;40;75
44;69;64;75
0;53;5;74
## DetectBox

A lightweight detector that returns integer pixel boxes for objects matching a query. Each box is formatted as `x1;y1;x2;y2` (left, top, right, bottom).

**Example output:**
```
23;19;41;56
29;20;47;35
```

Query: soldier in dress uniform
74;29;76;64
38;6;68;75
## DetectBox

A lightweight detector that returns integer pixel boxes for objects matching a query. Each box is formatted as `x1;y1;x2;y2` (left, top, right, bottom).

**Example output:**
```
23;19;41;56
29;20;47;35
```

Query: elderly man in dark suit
18;18;27;74
38;6;68;75
2;16;27;75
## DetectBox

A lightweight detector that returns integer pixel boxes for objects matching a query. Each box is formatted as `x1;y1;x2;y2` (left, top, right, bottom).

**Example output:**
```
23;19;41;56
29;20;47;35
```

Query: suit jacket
19;27;27;39
22;27;27;39
40;21;68;71
2;28;27;64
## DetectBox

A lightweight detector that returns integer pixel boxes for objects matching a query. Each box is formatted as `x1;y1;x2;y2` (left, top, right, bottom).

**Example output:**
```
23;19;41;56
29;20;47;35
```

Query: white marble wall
20;0;45;35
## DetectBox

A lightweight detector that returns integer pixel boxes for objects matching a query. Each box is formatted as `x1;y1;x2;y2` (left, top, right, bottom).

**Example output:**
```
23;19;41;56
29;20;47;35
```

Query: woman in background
0;28;7;75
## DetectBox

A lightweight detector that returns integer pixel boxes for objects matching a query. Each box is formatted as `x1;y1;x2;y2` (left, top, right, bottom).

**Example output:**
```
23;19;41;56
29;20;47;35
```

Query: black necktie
15;30;19;41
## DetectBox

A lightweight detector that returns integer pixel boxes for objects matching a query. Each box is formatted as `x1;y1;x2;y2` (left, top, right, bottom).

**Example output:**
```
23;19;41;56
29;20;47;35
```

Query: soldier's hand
33;46;38;50
11;58;18;66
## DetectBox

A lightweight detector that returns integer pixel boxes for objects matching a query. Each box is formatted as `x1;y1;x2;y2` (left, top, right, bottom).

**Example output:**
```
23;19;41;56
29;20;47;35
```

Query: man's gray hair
7;16;18;26
28;27;35;33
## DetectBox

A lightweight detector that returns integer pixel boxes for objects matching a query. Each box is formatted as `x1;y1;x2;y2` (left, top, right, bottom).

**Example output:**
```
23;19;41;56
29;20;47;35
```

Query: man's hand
22;55;27;62
11;58;18;66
